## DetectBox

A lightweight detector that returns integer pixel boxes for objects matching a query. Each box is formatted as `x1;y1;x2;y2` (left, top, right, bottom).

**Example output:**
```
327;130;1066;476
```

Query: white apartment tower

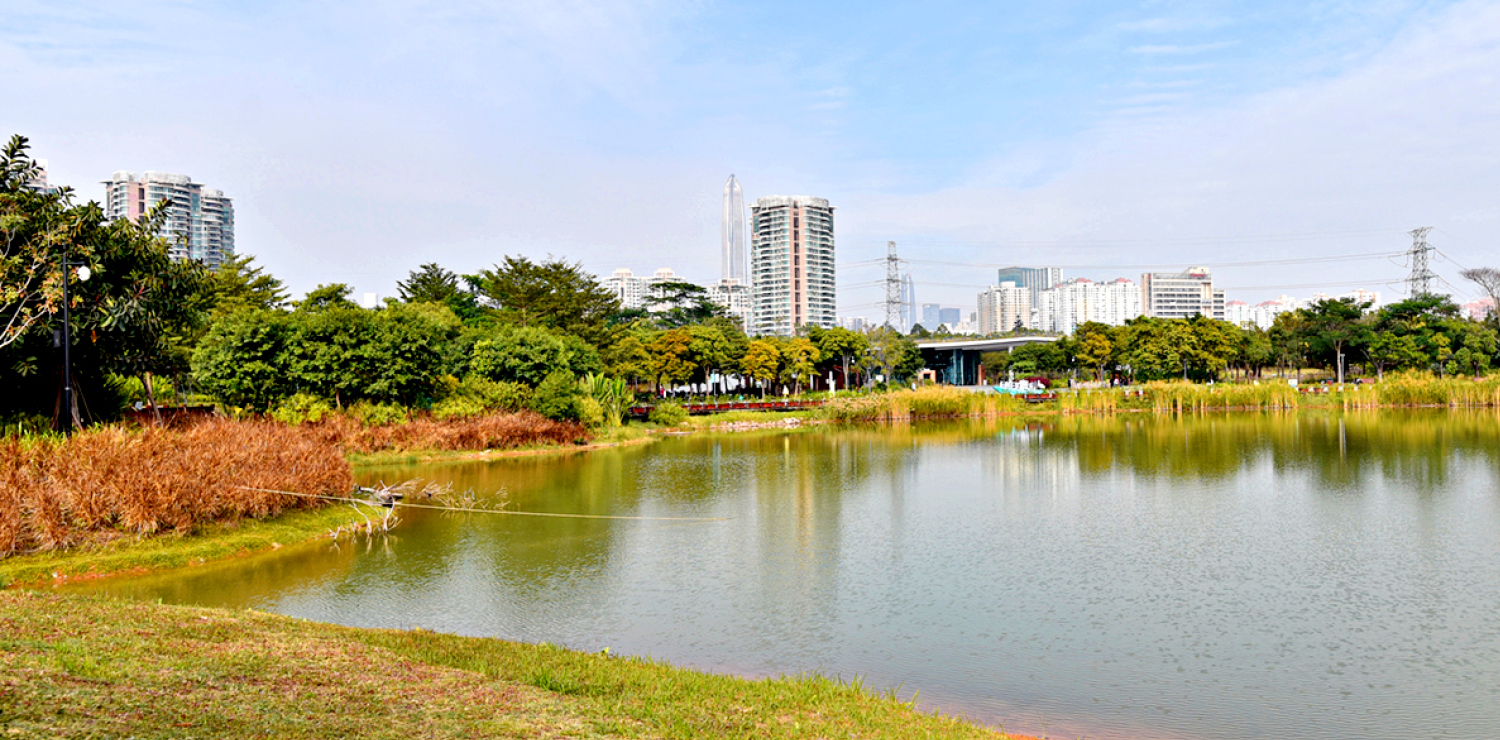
1142;267;1225;320
1036;278;1143;335
722;175;747;283
102;171;234;269
750;195;836;335
976;282;1032;334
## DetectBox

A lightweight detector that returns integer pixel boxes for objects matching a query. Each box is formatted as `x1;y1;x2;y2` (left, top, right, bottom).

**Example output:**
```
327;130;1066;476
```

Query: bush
431;396;487;421
574;396;605;429
270;393;334;425
648;401;688;426
349;401;408;426
532;370;582;422
454;376;533;412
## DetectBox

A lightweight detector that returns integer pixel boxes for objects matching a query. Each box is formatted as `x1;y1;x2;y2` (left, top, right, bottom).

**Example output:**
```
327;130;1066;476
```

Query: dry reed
301;411;588;454
0;418;353;556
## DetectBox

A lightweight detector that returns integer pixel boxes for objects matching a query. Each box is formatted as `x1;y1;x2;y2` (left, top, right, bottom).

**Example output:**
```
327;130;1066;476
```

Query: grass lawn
0;506;366;588
0;590;1025;739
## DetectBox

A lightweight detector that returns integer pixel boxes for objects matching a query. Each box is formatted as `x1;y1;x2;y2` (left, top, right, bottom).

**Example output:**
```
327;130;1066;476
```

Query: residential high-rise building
708;278;752;330
603;268;649;310
1142;267;1225;320
749;195;836;335
996;266;1064;311
976;282;1032;334
102;171;234;268
722;175;747;283
1035;278;1143;335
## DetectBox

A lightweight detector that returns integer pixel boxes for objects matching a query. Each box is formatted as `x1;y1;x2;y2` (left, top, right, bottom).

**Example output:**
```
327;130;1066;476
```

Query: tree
809;326;868;391
200;253;288;318
466;256;621;347
685;325;732;392
191;310;297;411
466;324;601;387
644;281;727;328
297;283;358;312
1301;298;1371;383
0;135;71;351
1073;322;1115;381
1461;267;1500;324
780;337;821;394
862;327;921;384
602;332;652;385
1364;332;1422;379
646;328;694;392
398;262;482;323
740;340;781;397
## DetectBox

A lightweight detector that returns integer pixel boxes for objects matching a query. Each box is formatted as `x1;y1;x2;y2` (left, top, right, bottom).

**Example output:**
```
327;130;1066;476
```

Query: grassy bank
0;505;367;588
0;590;1023;740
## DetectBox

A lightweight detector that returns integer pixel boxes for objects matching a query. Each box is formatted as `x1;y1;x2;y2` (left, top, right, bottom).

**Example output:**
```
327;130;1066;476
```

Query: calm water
71;412;1500;739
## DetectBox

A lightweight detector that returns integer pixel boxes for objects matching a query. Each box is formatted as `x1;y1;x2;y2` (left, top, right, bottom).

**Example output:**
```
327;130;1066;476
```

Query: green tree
740;339;781;397
644;281;728;328
602;332;652;385
398;262;482;323
200;253;288;318
466;256;621;347
1073;322;1115;381
191;310;296;411
685;325;732;391
780;337;821;394
466;324;601;387
1300;298;1371;382
1364;331;1423;379
809;326;868;390
296;283;358;312
646;328;694;391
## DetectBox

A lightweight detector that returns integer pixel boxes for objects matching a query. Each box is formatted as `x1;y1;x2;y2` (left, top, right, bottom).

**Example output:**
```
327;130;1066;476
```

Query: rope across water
234;486;731;522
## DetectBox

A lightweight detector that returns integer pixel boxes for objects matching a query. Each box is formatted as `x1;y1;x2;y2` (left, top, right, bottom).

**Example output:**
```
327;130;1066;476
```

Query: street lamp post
58;254;91;437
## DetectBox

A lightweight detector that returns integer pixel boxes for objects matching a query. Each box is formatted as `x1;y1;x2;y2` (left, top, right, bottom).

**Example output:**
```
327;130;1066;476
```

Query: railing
628;399;826;418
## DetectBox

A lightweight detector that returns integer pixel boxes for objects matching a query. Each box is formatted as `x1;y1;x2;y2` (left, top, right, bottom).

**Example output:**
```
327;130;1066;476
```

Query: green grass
0;590;1022;739
0;506;366;588
683;409;815;427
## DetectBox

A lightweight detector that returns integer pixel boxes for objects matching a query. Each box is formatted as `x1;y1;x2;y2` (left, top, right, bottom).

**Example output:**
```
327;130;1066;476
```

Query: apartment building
976;282;1032;334
1141;267;1225;320
749;195;836;335
102;171;234;268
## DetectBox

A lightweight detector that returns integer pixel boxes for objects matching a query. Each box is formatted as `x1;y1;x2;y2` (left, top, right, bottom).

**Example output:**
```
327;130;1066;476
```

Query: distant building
839;316;870;332
102;171;234;269
1463;297;1496;321
940;307;961;326
708;278;752;330
26;160;57;194
603;268;649;310
1036;278;1142;335
900;274;917;332
750;195;836;335
921;303;943;330
1142;267;1224;320
722;175;747;283
996;266;1064;311
976;282;1032;334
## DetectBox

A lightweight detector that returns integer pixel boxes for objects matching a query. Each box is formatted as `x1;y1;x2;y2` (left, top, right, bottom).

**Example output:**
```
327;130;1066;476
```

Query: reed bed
819;386;1026;422
0;418;352;556
303;411;588;454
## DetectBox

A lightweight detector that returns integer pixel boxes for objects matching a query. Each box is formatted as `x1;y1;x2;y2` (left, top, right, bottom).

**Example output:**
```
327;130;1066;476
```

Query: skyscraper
102;171;234;269
722;175;747;283
749;195;835;335
900;273;917;332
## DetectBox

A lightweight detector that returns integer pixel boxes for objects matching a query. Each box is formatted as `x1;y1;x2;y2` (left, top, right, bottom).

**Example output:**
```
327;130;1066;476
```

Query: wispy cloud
1128;41;1238;55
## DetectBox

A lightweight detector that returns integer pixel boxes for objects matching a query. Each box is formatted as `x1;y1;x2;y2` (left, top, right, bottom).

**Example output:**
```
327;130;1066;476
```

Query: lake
70;412;1500;739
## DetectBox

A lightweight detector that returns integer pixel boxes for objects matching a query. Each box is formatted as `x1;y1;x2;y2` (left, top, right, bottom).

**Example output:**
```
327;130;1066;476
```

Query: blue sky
6;0;1499;314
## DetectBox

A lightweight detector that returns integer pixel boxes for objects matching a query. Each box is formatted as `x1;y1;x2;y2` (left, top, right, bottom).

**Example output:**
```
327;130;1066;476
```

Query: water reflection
65;413;1500;740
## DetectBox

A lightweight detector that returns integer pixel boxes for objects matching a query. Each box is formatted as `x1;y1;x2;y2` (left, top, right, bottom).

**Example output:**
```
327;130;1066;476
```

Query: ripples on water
72;411;1500;740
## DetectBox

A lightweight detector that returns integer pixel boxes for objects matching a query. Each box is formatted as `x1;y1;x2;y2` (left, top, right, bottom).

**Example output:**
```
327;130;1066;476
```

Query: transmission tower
884;241;903;329
1406;226;1436;297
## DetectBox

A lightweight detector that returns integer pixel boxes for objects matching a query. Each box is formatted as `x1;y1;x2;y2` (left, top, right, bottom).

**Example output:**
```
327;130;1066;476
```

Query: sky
6;0;1500;315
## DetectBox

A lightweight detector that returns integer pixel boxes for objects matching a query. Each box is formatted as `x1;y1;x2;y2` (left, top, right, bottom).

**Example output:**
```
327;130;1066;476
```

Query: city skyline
7;2;1499;312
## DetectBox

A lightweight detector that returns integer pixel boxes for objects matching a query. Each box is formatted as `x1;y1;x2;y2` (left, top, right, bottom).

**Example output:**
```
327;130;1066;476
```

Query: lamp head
76;266;91;282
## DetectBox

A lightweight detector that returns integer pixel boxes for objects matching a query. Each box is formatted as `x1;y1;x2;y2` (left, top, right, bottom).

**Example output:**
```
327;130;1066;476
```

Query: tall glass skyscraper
722;175;746;283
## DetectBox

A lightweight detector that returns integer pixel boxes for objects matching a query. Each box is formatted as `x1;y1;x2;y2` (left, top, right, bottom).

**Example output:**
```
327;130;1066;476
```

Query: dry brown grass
303;411;589;455
0;418;352;556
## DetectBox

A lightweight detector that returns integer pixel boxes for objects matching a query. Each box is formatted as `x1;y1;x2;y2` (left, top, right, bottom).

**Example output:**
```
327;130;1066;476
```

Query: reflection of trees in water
1034;410;1500;492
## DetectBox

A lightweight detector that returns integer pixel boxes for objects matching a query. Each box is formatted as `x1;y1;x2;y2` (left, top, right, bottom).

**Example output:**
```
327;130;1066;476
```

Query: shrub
454;376;533;412
648;402;688;426
349;401;408;426
270;393;334;425
431;396;486;421
574;396;605;429
532;370;582;422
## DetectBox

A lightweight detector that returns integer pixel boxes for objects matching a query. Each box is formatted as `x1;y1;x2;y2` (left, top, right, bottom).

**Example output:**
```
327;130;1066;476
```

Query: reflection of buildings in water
980;426;1088;514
